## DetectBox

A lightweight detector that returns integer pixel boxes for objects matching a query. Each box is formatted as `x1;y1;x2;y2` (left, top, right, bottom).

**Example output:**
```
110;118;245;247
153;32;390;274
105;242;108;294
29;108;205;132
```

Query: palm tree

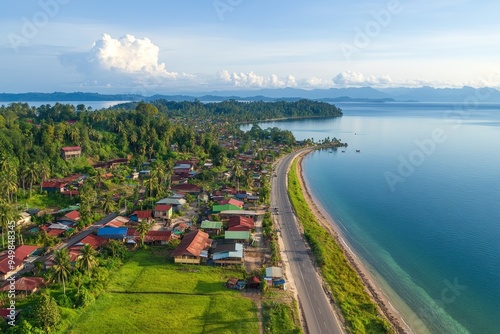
39;162;51;193
101;194;116;214
77;244;98;278
22;161;39;197
50;249;72;294
136;218;153;248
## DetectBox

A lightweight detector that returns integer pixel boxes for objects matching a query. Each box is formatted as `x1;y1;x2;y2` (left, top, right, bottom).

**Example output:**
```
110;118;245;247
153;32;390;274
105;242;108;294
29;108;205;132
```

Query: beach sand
294;150;412;334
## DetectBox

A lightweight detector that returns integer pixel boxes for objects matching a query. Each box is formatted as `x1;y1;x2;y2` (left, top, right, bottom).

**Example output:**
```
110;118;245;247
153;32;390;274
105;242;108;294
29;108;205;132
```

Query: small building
97;227;128;240
171;230;212;264
212;204;242;214
200;220;223;235
219;210;265;220
172;184;202;195
41;181;66;192
61;146;82;160
0;277;45;295
265;266;283;279
144;230;172;245
104;216;129;228
58;210;80;227
212;243;244;265
156;198;187;212
224;231;250;242
74;234;106;250
0;245;39;280
16;212;31;226
227;216;255;232
154;205;173;220
129;210;153;223
246;276;261;290
218;198;244;208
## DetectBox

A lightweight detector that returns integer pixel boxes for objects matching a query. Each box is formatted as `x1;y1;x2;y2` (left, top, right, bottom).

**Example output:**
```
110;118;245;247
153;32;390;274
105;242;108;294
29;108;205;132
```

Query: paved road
272;150;343;334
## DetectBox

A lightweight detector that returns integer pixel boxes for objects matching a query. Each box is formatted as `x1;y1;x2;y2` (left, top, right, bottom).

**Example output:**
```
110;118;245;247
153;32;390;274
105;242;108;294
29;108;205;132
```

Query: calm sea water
242;102;500;334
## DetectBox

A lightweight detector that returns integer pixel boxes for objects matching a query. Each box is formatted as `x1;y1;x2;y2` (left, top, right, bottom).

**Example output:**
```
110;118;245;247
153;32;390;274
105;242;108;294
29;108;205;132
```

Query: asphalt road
272;150;343;334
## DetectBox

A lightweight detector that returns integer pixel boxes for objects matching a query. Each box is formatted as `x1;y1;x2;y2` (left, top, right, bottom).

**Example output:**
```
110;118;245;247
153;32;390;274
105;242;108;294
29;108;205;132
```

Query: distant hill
2;87;500;104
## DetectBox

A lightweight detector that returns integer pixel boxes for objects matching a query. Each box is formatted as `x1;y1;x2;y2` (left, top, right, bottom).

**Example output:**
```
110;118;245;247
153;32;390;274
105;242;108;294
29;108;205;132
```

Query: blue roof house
97;227;128;240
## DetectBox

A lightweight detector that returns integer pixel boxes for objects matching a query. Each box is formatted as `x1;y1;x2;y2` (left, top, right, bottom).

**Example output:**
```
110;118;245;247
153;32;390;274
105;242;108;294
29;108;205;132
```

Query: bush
76;288;95;308
56;293;73;308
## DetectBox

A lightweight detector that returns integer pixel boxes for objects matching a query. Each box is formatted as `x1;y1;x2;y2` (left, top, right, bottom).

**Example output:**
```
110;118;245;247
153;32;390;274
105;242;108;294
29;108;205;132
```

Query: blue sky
1;0;499;94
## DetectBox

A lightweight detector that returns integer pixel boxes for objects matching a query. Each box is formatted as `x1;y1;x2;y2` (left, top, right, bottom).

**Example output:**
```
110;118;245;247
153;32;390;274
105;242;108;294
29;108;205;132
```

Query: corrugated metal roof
201;220;223;229
224;231;250;240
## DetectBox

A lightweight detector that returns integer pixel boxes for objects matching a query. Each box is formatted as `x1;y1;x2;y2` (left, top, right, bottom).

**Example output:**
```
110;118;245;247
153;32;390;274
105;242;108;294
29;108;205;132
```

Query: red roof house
171;230;212;264
0;277;45;295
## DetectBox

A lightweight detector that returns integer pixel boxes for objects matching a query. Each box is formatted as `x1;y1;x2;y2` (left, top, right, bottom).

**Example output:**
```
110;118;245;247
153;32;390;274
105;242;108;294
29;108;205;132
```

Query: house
200;220;223;235
58;210;80;227
220;186;236;195
218;198;244;208
97;227;128;240
47;229;65;237
156;198;187;211
224;231;250;242
172;184;202;195
246;276;261;289
48;223;70;231
212;243;244;265
227;216;255;232
104;216;129;228
129;210;153;223
171;230;212;264
154;205;173;220
16;212;31;226
0;277;45;295
41;180;66;192
144;230;172;245
265;266;283;279
74;234;106;250
219;210;265;220
60;146;82;160
212;204;242;214
0;245;39;280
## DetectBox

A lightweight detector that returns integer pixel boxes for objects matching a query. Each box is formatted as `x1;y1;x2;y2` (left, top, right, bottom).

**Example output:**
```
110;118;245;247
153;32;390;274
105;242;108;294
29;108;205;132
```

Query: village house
156;198;187;212
57;210;80;227
171;230;212;264
41;180;66;192
200;220;223;235
60;146;82;160
154;204;173;220
0;277;45;295
171;183;202;195
129;210;153;223
97;227;128;240
224;231;250;243
217;198;244;208
211;242;244;265
227;216;255;232
0;245;39;280
104;216;129;228
73;234;107;250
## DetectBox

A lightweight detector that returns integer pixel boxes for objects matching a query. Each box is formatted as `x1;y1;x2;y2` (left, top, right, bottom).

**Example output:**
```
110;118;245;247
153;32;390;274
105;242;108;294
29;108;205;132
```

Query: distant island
2;86;500;103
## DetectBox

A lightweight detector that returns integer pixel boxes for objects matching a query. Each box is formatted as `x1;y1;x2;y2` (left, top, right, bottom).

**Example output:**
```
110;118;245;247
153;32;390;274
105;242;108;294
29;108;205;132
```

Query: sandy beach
294;149;412;334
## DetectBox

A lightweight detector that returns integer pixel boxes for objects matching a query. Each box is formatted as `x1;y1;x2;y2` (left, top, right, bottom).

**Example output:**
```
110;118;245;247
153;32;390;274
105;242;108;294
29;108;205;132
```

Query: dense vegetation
115;99;343;122
287;160;394;334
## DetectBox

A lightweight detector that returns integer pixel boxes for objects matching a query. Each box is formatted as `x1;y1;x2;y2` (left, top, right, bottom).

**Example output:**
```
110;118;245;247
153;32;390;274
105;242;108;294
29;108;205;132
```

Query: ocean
242;102;500;334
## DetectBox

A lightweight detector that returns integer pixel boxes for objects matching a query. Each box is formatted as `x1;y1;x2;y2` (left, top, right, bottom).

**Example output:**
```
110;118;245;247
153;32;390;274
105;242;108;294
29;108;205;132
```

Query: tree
50;248;72;294
136;218;154;248
101;194;116;214
105;239;127;259
77;244;98;278
30;293;61;332
22;161;39;197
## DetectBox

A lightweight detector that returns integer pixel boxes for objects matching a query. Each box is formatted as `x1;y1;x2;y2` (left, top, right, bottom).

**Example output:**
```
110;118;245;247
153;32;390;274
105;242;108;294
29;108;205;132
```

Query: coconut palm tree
50;249;72;295
101;194;116;214
77;244;98;278
39;162;51;193
136;218;154;248
0;201;15;248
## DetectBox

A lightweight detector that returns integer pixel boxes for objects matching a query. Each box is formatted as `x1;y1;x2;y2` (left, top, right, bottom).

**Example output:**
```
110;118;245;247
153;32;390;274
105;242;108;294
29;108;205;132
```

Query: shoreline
294;149;412;334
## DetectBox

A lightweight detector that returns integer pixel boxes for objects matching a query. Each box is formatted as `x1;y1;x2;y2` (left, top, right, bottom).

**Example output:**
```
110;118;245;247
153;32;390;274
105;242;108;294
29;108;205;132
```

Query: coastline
293;149;412;334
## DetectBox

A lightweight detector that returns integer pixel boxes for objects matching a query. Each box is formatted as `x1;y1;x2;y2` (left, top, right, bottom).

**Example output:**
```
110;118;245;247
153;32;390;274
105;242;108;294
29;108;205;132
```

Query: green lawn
63;249;259;334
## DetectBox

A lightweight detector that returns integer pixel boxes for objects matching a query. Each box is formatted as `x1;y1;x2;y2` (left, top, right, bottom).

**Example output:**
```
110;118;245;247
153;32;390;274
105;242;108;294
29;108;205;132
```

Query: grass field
288;159;394;334
63;249;259;334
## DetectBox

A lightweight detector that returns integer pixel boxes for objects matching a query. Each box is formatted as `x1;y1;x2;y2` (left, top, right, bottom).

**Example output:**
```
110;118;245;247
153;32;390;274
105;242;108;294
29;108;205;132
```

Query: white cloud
301;77;333;89
333;71;392;87
217;70;297;88
59;33;197;92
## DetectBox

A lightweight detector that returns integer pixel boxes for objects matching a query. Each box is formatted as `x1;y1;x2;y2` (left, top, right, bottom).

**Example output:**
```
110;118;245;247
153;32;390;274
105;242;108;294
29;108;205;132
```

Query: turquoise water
242;102;500;333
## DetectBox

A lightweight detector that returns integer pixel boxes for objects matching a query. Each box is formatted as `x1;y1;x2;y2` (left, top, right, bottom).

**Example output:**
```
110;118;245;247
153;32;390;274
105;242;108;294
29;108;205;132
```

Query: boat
356;150;360;153
341;151;345;153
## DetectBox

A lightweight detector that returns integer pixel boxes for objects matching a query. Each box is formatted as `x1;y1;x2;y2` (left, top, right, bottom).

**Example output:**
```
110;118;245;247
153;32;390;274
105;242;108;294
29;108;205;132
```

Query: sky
1;0;500;94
